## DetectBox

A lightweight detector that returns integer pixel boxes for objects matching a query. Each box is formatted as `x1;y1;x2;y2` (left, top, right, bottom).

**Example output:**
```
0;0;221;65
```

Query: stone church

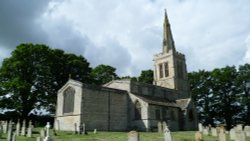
54;11;198;132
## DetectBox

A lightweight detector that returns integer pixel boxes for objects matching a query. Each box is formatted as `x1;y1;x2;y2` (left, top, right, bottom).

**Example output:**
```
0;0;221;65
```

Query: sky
0;0;250;76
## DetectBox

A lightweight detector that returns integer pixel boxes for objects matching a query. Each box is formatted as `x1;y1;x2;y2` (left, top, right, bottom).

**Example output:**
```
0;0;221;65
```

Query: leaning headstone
7;121;13;141
43;122;51;141
244;126;250;137
219;128;226;141
211;127;217;136
157;121;162;133
40;128;45;139
230;128;236;140
198;123;203;132
203;127;209;135
21;120;26;136
128;131;139;141
15;119;21;136
195;131;203;141
164;126;172;141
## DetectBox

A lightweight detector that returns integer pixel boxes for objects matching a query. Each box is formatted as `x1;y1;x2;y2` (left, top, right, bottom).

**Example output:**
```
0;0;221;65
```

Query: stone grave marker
235;124;246;141
94;129;97;134
12;133;16;141
128;131;139;141
3;121;8;134
43;122;51;141
162;121;167;131
195;131;203;141
21;120;26;136
198;123;203;132
230;128;236;140
15;119;20;136
218;128;226;141
37;137;41;141
164;125;172;141
157;121;162;133
7;121;13;141
211;127;217;136
40;128;45;139
82;123;86;134
74;123;77;134
26;121;32;137
244;126;250;137
203;127;209;135
0;125;2;139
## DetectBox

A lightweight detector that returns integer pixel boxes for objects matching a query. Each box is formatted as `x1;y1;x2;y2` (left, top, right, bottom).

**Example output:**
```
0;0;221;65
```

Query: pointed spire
162;9;175;53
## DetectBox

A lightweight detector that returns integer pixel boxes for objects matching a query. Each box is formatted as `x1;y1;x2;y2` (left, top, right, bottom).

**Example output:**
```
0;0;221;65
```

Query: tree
0;43;91;118
138;69;153;84
91;64;118;85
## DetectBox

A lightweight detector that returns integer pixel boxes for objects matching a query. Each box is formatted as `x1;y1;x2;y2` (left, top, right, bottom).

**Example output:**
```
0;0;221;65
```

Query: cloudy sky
0;0;250;76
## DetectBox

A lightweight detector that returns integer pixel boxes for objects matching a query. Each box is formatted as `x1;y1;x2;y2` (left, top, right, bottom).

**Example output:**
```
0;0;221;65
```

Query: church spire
162;9;175;53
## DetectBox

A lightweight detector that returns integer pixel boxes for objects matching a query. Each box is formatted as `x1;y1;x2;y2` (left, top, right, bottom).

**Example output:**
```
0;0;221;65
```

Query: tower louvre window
159;64;163;78
164;62;169;77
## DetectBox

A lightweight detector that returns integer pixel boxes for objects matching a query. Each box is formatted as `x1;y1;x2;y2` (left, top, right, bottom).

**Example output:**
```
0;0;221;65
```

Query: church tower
153;10;189;98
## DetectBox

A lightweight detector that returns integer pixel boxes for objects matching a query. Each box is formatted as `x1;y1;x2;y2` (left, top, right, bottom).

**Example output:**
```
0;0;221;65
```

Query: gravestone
15;119;20;136
3;121;8;134
218;128;226;141
211;127;217;136
82;123;85;134
203;127;209;135
235;125;246;141
7;121;13;141
198;123;203;132
195;131;203;141
157;121;162;133
43;122;51;141
244;126;250;137
0;125;2;139
230;128;236;140
21;120;26;136
26;121;32;137
79;122;85;134
162;121;167;131
37;137;41;141
128;131;139;141
40;128;45;139
164;126;172;141
94;129;97;134
12;133;16;141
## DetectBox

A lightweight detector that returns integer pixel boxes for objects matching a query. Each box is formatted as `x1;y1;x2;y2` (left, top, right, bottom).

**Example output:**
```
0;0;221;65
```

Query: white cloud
1;0;250;76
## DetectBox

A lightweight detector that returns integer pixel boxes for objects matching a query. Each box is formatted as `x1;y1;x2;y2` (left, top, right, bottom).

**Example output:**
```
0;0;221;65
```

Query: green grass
1;128;250;141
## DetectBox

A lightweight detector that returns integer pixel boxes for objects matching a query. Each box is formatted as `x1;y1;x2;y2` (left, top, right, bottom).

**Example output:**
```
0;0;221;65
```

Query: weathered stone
3;121;8;134
235;130;246;141
203;127;209;135
211;127;217;136
12;133;16;141
7;121;13;141
195;131;203;141
27;127;32;137
164;126;172;141
236;124;243;131
244;126;250;137
128;131;139;141
157;121;162;133
40;128;45;139
15;119;20;136
74;123;77;134
37;137;41;141
162;121;167;131
219;128;226;141
43;122;51;141
21;120;26;136
93;129;97;134
198;123;203;132
230;128;236;140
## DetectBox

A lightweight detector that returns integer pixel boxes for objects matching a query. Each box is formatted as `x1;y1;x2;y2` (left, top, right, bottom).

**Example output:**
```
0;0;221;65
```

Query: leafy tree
138;69;153;84
91;64;118;85
0;43;91;118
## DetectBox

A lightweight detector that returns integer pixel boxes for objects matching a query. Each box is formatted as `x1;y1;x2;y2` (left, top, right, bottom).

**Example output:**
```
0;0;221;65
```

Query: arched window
63;87;75;114
134;101;141;120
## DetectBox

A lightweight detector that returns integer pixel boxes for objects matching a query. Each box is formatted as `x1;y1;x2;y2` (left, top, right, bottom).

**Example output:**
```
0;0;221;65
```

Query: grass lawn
1;128;250;141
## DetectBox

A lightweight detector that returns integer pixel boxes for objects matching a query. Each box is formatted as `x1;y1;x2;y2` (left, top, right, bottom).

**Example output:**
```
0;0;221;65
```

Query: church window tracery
63;87;75;114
